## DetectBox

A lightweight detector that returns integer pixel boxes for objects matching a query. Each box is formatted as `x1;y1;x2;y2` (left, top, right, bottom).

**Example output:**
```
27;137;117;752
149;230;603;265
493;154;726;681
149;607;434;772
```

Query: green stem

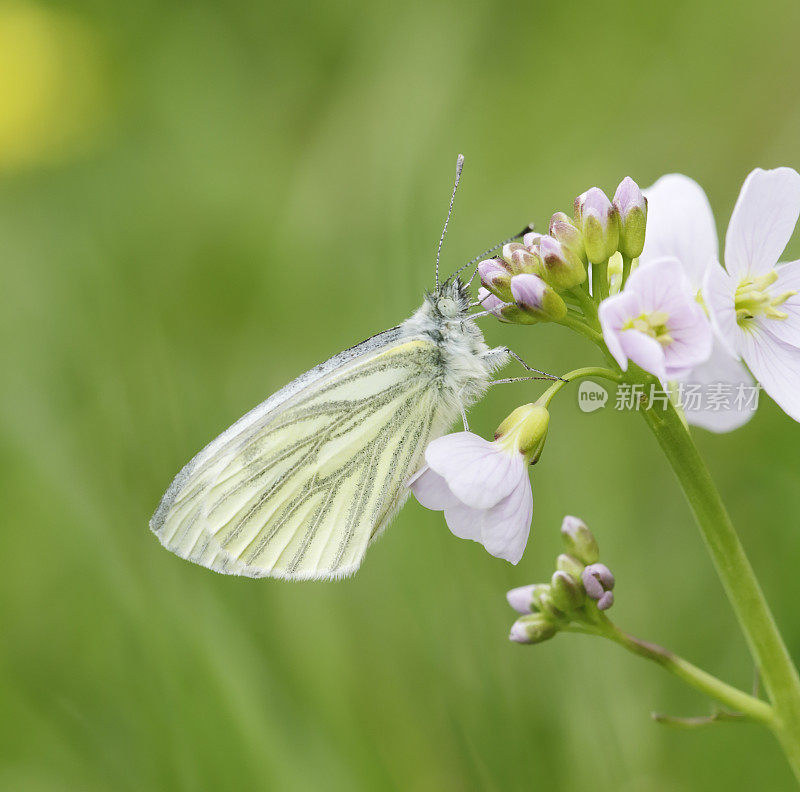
591;259;609;301
621;253;633;285
538;366;620;407
641;399;800;781
569;284;600;328
556;314;604;345
565;622;773;724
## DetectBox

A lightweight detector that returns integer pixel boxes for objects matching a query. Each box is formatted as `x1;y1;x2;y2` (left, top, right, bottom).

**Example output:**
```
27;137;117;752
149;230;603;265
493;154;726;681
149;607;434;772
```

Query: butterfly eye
437;298;457;316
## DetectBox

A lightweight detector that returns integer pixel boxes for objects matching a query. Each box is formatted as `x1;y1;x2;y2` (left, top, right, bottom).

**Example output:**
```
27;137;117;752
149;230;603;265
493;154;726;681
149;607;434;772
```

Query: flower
599;258;713;381
408;405;549;564
702;167;800;422
641;173;758;432
408;433;533;563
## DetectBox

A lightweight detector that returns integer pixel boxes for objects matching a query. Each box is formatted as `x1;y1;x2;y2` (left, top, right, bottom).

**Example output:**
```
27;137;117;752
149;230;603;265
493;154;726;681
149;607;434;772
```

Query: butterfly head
431;278;471;320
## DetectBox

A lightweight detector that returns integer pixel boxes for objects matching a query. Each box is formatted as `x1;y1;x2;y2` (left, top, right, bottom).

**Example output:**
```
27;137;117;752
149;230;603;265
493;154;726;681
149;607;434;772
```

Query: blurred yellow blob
0;1;106;171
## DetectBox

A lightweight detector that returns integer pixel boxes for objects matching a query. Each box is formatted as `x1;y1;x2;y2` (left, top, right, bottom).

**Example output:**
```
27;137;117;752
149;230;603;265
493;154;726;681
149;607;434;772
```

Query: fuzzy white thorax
401;279;509;413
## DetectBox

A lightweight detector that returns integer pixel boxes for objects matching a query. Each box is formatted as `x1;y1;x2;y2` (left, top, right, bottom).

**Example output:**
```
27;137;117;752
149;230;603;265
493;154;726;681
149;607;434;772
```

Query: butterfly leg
460;408;470;431
489;376;554;387
504;348;564;381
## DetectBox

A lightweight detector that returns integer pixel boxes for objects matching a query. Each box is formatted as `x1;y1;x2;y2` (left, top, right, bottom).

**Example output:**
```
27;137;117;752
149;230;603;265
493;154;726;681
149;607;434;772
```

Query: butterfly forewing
151;334;454;580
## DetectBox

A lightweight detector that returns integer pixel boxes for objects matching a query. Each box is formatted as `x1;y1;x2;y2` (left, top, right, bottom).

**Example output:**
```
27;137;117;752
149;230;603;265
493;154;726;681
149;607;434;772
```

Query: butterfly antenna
459;223;535;288
436;154;465;292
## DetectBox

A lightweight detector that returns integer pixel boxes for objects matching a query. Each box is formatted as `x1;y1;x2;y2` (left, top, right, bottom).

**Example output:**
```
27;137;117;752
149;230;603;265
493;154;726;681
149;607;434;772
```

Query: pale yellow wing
150;334;453;580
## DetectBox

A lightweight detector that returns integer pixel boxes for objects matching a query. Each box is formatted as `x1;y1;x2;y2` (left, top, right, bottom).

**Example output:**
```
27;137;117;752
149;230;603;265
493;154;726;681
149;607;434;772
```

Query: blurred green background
2;0;800;789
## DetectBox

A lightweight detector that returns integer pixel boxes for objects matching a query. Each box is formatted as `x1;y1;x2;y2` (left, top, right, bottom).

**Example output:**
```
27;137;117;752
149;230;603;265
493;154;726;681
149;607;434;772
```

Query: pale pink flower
408;432;533;564
641;174;757;432
702;167;800;422
599;258;713;382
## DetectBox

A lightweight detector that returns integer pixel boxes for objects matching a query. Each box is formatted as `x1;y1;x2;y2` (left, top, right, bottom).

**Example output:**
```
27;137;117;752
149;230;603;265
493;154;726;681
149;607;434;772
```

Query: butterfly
150;157;549;580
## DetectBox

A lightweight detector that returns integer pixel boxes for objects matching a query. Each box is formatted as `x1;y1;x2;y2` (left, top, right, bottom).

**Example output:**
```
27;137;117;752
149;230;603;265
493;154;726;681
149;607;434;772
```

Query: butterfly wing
150;328;455;580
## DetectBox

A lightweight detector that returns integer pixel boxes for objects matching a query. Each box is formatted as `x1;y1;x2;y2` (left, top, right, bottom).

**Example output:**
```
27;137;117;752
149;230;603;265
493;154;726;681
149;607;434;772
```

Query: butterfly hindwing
150;333;454;580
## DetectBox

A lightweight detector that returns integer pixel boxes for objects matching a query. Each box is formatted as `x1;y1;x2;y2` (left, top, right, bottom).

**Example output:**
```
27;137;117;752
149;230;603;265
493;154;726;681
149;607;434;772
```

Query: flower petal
424;432;520;510
724;167;800;279
767;259;800;347
618;330;667;381
703;261;742;357
681;340;757;433
740;327;800;422
642;174;719;290
598;291;641;370
407;466;460;511
479;474;533;565
624;257;693;316
443;501;484;543
662;301;713;374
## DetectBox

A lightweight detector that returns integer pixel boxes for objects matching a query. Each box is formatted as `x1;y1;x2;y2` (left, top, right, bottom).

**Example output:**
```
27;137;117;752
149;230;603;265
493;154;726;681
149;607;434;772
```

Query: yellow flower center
622;311;673;347
735;270;795;328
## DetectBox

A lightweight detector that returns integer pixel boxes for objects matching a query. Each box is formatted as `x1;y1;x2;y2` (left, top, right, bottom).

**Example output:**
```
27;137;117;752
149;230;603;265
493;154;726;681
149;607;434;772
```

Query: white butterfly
150;280;509;579
150;157;547;579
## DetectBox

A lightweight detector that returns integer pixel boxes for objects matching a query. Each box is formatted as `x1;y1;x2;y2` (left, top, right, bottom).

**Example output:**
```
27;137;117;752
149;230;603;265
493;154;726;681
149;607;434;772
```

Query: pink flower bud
549;211;587;264
478;258;512;300
522;230;543;248
582;563;615;608
509;614;558;644
538;234;586;290
510;273;567;321
613;177;647;258
575;187;619;262
506;584;537;614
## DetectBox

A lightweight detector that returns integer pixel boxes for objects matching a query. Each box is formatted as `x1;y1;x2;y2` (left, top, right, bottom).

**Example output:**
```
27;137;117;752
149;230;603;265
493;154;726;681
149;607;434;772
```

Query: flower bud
550;570;585;611
501;243;543;276
560;515;600;565
582;563;615;610
597;591;614;611
534;588;566;620
506;584;537;614
613;177;647;258
537;235;587;290
478;258;513;301
574;187;619;262
509;613;558;644
549;211;587;265
522;230;543;247
477;287;509;320
510;273;567;322
495;403;550;464
478;287;539;325
556;553;585;582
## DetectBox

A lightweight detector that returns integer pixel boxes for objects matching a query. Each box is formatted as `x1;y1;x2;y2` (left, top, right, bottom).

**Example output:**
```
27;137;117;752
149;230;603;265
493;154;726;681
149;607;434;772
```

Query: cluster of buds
506;516;616;644
478;177;647;323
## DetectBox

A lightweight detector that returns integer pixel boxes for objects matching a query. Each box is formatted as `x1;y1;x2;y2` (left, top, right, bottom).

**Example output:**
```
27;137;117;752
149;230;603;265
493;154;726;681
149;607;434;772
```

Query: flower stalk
564;619;774;726
640;394;800;780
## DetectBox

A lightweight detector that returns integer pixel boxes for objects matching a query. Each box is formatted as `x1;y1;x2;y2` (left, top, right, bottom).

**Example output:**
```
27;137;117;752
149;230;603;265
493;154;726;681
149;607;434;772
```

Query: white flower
599;258;713;382
640;174;757;432
408;431;534;564
702;167;800;422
